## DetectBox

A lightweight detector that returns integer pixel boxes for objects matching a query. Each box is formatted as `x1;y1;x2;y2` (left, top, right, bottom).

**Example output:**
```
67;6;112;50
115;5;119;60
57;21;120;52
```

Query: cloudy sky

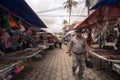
25;0;88;33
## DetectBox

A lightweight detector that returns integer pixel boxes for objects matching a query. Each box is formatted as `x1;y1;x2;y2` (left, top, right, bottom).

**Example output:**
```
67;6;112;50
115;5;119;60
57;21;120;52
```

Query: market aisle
12;45;120;80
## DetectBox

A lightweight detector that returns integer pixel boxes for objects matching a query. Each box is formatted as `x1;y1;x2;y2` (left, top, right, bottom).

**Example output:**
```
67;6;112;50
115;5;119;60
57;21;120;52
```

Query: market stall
0;61;24;80
0;0;47;79
46;32;55;49
74;0;120;73
35;31;49;50
35;31;55;50
113;63;120;74
0;48;42;60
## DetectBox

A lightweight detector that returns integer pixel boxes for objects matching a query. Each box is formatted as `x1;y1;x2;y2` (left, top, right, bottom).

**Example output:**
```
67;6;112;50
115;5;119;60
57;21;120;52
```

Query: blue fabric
0;0;47;28
64;34;69;39
91;0;119;10
37;29;46;32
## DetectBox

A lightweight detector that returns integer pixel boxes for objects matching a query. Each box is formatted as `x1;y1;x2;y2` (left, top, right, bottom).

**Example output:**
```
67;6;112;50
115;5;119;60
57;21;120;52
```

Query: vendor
115;32;120;50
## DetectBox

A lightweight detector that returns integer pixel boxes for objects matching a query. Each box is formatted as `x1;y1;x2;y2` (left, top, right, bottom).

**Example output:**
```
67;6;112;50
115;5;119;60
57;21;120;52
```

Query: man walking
58;39;62;49
68;28;89;80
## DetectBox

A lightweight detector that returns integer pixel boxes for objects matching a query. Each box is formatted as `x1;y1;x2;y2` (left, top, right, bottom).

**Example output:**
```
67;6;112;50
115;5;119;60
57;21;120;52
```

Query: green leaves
63;0;78;15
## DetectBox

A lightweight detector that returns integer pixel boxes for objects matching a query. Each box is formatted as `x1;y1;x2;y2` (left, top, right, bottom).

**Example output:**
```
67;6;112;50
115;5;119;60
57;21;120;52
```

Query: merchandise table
112;63;120;74
89;49;120;72
89;50;120;63
0;61;23;80
0;49;42;60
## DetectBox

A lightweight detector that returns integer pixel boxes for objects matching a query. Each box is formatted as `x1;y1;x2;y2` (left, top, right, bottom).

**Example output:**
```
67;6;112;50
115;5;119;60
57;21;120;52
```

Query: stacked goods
91;49;120;60
113;63;120;74
0;50;36;59
0;61;16;70
92;49;120;55
106;55;120;60
0;61;24;80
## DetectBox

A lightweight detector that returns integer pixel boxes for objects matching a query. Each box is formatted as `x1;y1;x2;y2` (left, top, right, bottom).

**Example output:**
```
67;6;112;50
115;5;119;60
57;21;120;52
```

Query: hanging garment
0;28;4;36
11;37;18;49
19;24;25;31
3;32;11;48
0;15;10;29
4;38;10;48
7;14;20;30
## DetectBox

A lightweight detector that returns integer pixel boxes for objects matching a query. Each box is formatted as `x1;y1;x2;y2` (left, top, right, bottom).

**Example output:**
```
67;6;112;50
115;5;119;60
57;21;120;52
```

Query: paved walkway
12;45;120;80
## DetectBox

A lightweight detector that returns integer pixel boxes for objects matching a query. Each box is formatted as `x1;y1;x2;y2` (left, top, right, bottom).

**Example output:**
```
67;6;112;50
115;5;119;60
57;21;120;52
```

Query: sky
25;0;88;33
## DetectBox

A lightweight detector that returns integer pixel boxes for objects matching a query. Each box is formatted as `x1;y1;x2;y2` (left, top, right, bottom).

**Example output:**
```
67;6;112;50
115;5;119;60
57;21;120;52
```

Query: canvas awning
77;9;100;29
77;5;120;29
91;0;120;10
0;0;47;28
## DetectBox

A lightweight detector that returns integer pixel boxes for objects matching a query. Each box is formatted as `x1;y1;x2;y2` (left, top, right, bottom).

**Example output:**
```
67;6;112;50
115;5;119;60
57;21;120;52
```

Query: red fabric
7;14;20;29
0;28;4;36
4;38;10;48
104;5;120;21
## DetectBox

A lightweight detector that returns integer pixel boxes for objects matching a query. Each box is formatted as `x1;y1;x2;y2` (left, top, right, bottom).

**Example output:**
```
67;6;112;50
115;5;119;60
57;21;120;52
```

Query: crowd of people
54;39;63;49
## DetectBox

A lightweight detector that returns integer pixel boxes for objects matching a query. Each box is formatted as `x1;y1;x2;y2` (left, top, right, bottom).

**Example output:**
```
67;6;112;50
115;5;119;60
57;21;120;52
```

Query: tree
63;20;68;26
85;0;90;15
63;0;77;27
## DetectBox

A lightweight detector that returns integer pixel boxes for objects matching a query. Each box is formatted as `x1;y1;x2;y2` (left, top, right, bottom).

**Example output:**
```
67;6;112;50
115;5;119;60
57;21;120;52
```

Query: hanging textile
19;24;25;32
0;14;10;29
3;32;11;48
0;0;47;28
7;14;20;30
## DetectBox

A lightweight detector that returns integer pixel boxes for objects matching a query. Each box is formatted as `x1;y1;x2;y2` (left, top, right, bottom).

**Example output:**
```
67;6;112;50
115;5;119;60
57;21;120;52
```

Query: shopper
58;39;62;49
68;28;89;80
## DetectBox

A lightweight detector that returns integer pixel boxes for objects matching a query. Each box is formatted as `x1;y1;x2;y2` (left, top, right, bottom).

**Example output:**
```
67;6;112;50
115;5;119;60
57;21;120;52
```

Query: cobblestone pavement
12;45;120;80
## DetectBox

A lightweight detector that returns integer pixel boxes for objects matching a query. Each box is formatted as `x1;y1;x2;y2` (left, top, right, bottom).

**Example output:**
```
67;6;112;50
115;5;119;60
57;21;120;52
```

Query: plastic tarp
91;0;120;10
77;5;120;29
0;0;47;28
77;9;100;29
64;30;76;39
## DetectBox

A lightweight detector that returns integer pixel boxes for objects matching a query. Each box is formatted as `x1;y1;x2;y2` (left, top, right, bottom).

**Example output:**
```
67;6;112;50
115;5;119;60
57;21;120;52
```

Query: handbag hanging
85;58;93;69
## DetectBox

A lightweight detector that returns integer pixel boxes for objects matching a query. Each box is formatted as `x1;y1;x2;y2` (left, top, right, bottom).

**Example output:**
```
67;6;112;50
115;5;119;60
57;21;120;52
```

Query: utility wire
36;1;85;13
36;6;64;13
38;15;87;17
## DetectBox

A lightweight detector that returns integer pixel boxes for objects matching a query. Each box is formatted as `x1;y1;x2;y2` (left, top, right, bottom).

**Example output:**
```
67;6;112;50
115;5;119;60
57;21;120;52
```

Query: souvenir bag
85;58;93;68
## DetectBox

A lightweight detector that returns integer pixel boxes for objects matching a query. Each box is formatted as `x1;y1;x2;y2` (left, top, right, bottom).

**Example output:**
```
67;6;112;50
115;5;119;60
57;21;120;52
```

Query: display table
113;63;120;74
0;49;42;60
0;48;43;79
0;61;23;80
89;49;120;63
48;43;54;46
37;45;49;50
48;43;54;49
89;49;120;72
